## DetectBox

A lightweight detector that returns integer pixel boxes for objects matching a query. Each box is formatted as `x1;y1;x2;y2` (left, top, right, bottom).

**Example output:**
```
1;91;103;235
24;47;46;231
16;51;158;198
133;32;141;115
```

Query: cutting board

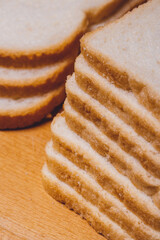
0;113;105;240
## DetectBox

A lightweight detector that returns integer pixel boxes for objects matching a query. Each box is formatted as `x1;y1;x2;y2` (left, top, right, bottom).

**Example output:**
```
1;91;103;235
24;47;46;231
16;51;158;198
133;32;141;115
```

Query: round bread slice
0;84;65;129
0;48;77;98
0;0;123;66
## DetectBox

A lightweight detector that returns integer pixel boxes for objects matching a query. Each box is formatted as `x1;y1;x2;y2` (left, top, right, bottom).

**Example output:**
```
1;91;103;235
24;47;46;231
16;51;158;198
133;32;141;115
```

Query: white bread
42;163;132;240
45;140;160;240
81;0;160;120
0;49;77;98
0;84;65;129
75;55;160;151
0;0;123;66
66;74;160;178
64;100;160;195
89;0;146;31
51;114;160;230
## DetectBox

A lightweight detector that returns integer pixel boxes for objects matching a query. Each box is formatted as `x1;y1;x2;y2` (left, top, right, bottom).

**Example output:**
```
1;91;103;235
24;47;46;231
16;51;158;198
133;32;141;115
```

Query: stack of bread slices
42;0;160;239
1;0;131;129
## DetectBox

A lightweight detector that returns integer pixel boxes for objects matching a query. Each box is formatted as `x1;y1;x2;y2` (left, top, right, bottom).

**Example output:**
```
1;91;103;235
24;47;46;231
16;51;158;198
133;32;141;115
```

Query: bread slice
64;100;160;193
0;84;65;129
75;55;160;155
81;0;160;120
64;101;160;211
42;163;132;240
0;0;123;66
50;114;160;230
45;140;160;240
0;49;77;98
66;74;160;178
75;55;160;151
89;0;146;31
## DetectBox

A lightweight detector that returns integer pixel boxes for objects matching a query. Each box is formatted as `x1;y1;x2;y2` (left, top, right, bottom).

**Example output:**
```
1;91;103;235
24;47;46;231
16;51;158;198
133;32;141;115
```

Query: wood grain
0;117;105;240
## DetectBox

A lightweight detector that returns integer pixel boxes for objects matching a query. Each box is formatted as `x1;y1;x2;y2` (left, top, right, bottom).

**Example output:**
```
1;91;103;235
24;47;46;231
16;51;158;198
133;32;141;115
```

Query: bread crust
0;55;75;98
0;84;65;129
89;0;146;30
83;0;125;25
42;163;132;240
0;23;85;68
81;49;160;147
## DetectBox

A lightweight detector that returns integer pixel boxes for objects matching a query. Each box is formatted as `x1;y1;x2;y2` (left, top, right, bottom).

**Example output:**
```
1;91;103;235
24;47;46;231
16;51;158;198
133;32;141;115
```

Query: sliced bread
64;100;160;192
75;55;160;151
0;49;77;98
42;163;132;240
0;0;123;66
45;140;160;240
89;0;146;30
81;0;160;120
0;84;65;129
50;114;160;229
66;74;160;177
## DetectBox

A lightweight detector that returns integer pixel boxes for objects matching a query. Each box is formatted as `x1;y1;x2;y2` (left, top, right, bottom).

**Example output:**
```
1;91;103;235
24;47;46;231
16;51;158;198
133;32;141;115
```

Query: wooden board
0;115;105;240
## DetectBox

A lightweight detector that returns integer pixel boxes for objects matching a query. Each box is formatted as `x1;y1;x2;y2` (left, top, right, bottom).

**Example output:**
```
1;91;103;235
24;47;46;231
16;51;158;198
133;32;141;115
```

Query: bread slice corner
81;0;160;119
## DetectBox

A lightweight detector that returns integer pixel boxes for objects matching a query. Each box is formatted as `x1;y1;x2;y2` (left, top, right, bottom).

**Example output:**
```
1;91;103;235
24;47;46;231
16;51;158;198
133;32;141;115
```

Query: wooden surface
0;115;105;240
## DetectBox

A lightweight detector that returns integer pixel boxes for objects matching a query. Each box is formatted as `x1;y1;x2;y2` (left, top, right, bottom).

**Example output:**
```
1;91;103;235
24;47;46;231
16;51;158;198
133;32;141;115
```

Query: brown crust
0;20;86;68
0;58;74;98
153;191;160;210
89;0;147;30
82;44;160;125
85;0;125;24
0;85;65;129
81;39;131;90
